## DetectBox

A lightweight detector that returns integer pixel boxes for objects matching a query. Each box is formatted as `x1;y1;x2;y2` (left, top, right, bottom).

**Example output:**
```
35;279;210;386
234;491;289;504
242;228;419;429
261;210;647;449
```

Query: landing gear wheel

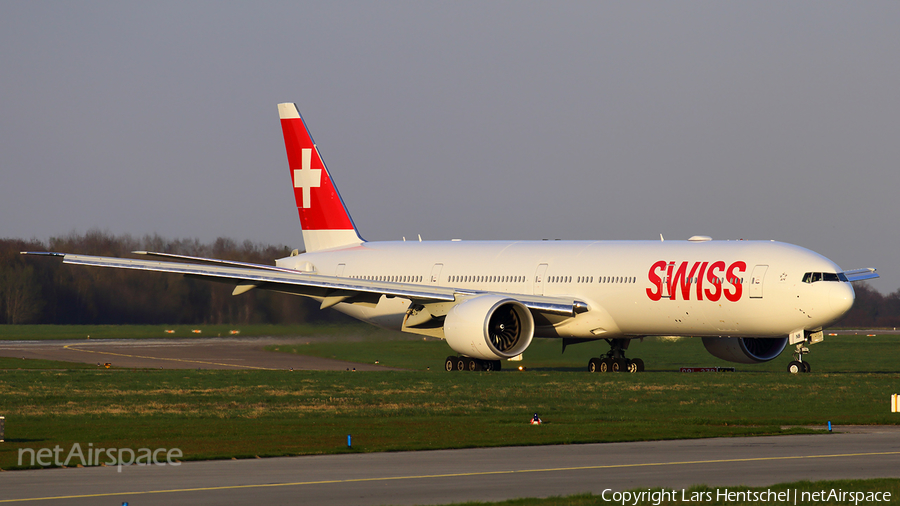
599;357;612;373
466;358;480;371
456;358;466;371
588;358;600;373
787;361;802;374
492;360;501;371
626;358;644;373
633;358;645;372
612;358;627;372
801;361;811;373
445;356;456;372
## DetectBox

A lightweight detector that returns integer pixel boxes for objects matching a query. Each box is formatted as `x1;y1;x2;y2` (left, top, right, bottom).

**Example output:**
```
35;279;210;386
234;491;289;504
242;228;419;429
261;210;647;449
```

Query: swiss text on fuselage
646;260;746;302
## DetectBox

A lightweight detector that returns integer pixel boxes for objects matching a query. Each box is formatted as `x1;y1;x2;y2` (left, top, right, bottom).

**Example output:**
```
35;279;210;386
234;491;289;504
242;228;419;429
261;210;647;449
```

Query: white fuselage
276;239;855;340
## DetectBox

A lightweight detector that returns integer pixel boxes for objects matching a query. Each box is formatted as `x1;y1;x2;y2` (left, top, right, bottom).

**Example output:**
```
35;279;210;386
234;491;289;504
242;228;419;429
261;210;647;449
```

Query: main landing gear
444;356;501;372
588;338;644;373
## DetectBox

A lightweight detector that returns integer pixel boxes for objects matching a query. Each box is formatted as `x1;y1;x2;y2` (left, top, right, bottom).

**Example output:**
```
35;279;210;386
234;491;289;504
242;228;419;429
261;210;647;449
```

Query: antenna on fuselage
660;234;664;242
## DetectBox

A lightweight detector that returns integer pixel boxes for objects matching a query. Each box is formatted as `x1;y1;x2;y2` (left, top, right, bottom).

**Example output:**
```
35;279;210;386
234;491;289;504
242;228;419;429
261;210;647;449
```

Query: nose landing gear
787;343;811;373
786;330;822;373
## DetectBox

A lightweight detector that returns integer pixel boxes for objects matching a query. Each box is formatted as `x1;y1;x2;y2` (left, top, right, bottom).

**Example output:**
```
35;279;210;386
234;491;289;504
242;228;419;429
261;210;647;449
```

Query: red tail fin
278;103;363;252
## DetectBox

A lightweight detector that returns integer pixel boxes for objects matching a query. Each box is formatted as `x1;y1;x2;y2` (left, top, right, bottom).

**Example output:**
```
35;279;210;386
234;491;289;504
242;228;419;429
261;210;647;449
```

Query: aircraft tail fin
278;103;364;252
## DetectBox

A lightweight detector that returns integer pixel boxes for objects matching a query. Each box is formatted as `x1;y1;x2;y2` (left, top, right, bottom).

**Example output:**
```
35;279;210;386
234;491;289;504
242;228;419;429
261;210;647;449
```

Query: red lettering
695;261;708;301
646;260;666;301
724;261;746;302
704;261;725;302
648;260;745;302
665;262;674;298
671;261;702;301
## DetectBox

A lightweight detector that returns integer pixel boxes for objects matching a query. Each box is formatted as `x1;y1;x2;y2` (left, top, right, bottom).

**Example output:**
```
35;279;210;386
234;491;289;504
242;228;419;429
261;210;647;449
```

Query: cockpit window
802;272;847;283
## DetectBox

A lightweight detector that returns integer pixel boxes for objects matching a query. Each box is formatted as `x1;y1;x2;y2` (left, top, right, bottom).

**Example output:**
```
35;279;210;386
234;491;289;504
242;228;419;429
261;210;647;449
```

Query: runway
0;337;393;371
2;429;899;505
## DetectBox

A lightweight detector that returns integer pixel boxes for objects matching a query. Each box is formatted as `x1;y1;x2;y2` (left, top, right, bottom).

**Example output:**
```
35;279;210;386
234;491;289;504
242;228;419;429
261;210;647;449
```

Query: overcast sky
2;2;898;292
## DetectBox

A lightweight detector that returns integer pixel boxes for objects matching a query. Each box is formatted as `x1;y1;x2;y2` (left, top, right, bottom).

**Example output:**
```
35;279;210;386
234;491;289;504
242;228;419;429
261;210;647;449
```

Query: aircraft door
430;263;443;284
335;263;345;277
749;264;768;298
534;263;548;295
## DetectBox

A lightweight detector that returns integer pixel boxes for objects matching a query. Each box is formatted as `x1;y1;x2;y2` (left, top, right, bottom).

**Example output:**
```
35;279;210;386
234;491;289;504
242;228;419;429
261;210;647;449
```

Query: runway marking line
61;344;277;371
3;450;899;503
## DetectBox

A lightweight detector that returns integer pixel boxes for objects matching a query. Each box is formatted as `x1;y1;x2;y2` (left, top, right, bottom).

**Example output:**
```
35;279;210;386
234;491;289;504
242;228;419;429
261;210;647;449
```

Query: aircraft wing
842;268;879;282
22;252;586;317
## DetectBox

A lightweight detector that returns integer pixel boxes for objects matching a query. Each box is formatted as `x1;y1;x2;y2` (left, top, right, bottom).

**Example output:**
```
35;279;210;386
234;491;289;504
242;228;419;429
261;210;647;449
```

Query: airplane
25;102;879;374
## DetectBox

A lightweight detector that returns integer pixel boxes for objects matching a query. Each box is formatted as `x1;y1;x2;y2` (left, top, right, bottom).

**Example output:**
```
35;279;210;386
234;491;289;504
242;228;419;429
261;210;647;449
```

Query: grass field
1;326;898;473
0;357;95;370
1;364;898;470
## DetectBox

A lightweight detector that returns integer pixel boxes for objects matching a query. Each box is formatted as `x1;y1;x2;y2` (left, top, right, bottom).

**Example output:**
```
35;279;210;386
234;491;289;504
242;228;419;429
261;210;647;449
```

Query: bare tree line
1;231;896;327
0;231;341;325
840;282;900;329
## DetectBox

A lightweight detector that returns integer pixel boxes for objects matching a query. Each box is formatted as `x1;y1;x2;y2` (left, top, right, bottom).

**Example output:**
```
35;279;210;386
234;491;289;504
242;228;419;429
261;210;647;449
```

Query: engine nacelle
701;336;788;364
443;295;535;360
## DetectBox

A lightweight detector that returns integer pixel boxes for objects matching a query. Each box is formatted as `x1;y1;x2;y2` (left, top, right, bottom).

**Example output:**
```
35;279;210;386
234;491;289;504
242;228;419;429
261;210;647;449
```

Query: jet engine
701;336;788;364
443;295;535;360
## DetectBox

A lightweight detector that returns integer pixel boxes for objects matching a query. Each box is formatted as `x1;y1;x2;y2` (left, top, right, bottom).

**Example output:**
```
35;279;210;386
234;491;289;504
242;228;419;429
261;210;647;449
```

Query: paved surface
0;337;394;371
2;430;899;505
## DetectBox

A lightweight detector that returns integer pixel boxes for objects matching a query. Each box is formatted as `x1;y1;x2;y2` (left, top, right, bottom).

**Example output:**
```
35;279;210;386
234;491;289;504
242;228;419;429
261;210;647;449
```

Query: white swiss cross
294;148;322;209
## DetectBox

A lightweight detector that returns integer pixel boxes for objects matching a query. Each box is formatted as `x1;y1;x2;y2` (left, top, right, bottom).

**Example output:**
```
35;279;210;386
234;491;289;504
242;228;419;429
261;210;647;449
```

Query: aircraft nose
829;282;855;317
